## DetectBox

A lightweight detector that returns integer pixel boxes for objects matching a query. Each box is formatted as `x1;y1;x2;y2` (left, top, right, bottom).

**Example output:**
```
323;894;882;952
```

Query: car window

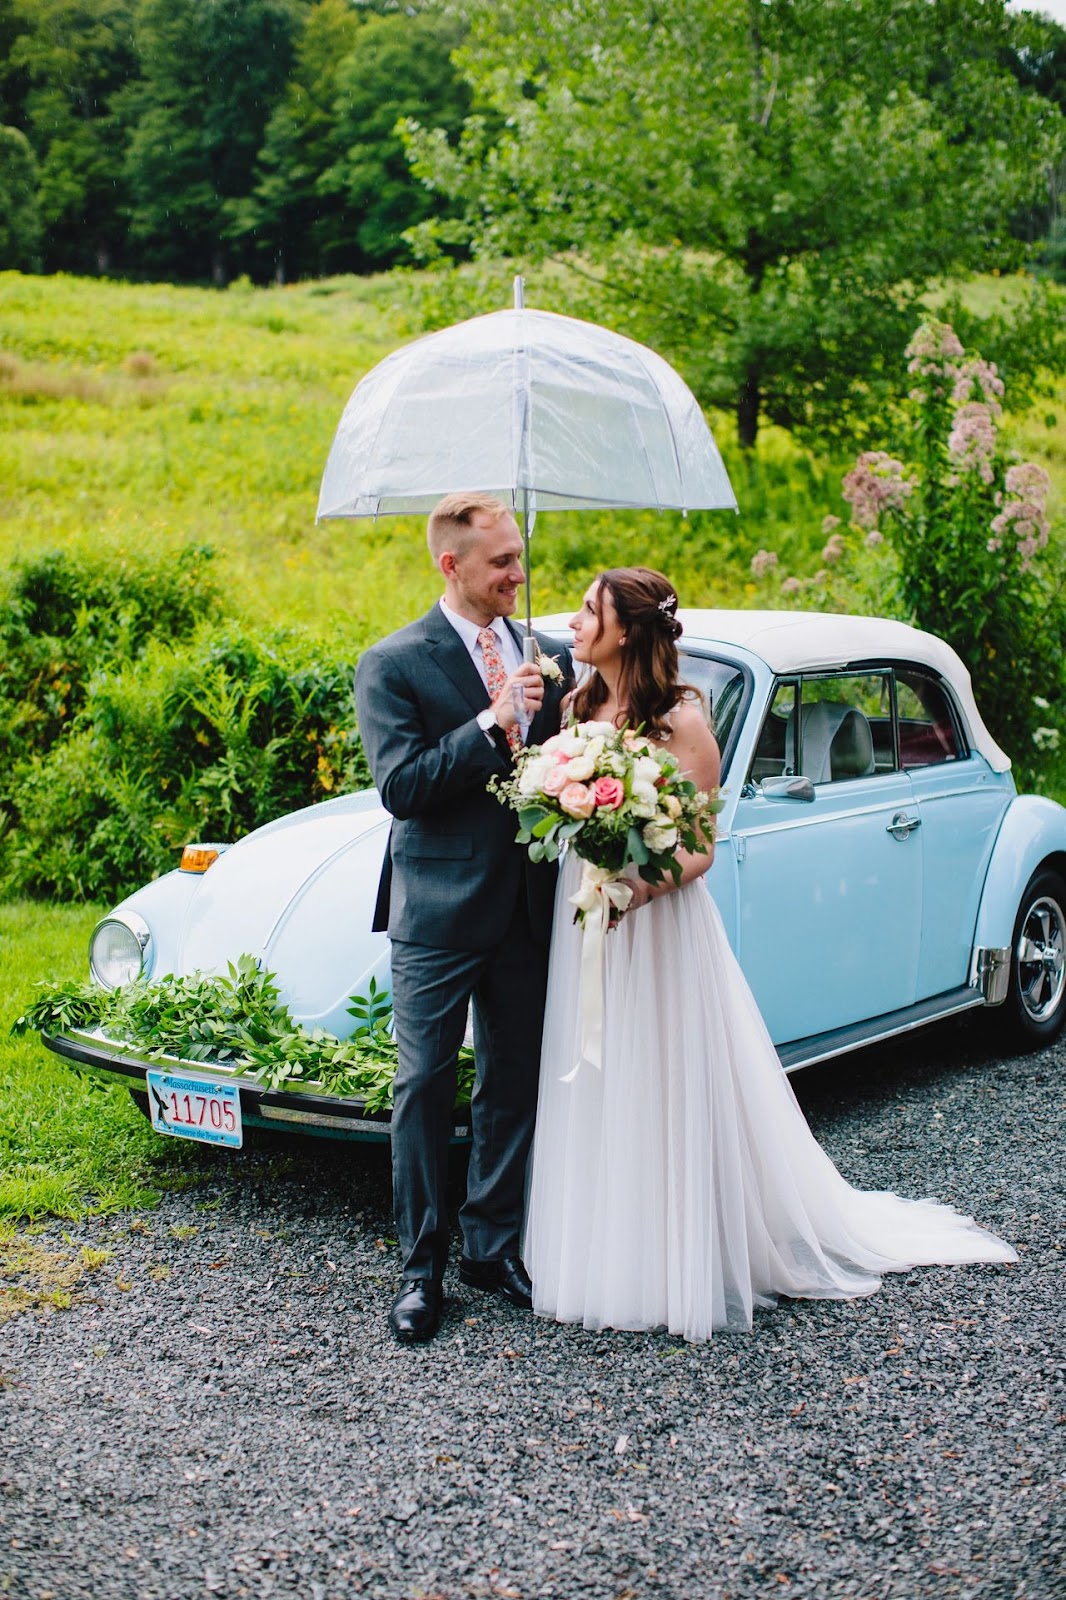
679;651;746;755
797;673;892;784
747;680;798;784
749;673;894;788
896;668;965;767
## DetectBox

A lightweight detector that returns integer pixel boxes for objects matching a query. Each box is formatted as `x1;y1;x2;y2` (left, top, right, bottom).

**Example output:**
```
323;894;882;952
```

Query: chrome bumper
970;945;1011;1006
42;1028;472;1144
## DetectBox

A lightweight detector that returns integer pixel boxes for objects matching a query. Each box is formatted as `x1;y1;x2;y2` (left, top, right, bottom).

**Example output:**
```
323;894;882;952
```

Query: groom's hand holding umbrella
489;660;545;735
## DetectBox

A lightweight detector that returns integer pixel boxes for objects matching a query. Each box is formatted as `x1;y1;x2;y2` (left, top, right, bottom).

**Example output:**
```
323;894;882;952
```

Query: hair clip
658;593;678;613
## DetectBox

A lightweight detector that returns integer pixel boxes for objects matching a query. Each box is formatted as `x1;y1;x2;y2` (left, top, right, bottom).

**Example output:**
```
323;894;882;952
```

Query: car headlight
89;913;152;990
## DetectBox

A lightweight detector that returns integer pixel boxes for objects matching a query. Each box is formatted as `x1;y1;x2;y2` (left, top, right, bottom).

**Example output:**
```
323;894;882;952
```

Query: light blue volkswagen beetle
45;610;1066;1142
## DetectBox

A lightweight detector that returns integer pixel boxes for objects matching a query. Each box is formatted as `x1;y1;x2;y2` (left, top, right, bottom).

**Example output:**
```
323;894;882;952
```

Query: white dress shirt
439;598;528;745
438;598;522;687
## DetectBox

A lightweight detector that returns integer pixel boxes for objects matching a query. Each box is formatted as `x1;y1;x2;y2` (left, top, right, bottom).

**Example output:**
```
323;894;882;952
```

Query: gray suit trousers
388;890;548;1280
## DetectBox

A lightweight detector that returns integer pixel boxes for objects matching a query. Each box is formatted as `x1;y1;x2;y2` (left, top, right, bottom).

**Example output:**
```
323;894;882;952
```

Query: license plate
144;1069;243;1149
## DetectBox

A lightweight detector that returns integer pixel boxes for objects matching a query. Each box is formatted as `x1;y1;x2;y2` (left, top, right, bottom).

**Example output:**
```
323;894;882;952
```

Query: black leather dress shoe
388;1278;442;1343
459;1254;533;1310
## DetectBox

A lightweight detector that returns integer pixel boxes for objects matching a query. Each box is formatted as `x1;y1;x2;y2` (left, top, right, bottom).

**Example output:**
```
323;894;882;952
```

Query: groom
354;492;573;1343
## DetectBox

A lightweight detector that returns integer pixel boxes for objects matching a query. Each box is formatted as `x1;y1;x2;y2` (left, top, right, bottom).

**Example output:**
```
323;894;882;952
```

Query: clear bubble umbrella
316;278;737;654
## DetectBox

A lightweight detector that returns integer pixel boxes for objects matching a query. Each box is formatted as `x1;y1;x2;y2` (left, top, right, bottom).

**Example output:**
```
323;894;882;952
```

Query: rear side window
748;672;893;786
896;669;964;767
796;673;891;784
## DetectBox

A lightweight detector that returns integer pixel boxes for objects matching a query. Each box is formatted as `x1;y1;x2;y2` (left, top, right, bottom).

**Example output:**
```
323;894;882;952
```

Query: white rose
579;720;617;738
563;753;596;782
661;793;682;820
517;755;555;795
633;755;663;784
630;779;659;817
642;821;678;853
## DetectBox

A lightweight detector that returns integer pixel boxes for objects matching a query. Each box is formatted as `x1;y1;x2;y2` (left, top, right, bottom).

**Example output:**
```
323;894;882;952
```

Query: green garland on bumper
13;955;475;1114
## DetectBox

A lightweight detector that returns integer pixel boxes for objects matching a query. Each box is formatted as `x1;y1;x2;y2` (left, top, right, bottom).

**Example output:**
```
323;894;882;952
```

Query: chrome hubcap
1016;895;1066;1024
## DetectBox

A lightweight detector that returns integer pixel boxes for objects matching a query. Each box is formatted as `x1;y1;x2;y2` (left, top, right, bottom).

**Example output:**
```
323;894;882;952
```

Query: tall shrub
0;547;372;902
839;321;1064;772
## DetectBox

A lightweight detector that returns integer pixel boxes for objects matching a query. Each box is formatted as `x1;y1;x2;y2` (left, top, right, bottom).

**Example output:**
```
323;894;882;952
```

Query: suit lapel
422;604;491;717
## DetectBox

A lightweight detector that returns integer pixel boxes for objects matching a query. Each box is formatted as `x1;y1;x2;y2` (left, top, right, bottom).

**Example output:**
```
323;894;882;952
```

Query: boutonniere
535;647;564;684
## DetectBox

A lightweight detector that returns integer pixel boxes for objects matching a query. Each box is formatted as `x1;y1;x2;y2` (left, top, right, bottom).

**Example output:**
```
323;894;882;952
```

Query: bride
523;567;1017;1341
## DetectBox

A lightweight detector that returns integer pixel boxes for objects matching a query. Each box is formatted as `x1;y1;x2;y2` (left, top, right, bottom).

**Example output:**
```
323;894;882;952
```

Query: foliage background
1;265;1064;908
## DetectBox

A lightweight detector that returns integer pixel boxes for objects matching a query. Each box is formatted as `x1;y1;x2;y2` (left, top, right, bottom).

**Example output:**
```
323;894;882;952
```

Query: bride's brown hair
570;568;702;737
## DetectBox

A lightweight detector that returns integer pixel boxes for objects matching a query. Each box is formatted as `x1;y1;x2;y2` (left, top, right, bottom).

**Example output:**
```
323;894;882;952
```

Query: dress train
524;853;1017;1342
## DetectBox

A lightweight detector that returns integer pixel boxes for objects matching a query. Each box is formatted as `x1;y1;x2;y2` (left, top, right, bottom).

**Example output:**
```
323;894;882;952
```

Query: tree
406;0;1065;449
1002;7;1066;273
0;0;31;128
0;124;41;269
121;0;306;282
316;6;471;272
232;0;363;283
9;0;136;273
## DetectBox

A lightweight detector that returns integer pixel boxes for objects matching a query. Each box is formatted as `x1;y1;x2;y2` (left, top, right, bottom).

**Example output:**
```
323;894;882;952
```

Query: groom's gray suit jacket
355;605;572;950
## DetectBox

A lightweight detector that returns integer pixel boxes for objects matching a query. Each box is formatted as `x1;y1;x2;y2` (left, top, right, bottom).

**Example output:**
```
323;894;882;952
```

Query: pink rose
559;781;596;819
593;776;625;811
542;764;571;797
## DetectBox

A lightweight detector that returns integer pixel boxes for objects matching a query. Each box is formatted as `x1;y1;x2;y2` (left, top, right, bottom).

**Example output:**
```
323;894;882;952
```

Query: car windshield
680;650;747;770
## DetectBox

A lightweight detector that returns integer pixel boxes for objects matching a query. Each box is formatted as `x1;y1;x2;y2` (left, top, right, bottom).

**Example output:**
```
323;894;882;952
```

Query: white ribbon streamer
560;862;634;1082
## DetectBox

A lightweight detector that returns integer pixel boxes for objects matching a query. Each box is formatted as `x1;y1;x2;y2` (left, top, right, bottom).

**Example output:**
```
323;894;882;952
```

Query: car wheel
1002;868;1066;1049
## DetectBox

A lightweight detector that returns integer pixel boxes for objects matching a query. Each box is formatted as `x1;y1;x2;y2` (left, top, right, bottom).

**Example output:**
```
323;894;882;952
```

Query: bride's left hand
608;874;655;929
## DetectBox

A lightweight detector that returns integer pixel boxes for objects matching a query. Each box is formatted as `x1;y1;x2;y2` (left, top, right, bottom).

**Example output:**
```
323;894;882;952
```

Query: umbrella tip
513;275;525;310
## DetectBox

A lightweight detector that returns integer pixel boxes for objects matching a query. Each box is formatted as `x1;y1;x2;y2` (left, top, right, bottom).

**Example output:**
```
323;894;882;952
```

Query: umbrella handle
520;484;536;651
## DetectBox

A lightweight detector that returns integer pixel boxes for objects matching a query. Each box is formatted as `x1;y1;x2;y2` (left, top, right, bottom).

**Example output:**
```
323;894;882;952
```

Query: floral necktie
478;627;523;757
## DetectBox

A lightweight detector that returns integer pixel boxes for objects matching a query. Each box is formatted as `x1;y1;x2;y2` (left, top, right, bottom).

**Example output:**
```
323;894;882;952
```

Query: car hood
176;791;391;1034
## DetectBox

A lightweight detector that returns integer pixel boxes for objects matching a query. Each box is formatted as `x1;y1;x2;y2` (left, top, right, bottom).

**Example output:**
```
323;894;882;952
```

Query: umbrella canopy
316;299;737;522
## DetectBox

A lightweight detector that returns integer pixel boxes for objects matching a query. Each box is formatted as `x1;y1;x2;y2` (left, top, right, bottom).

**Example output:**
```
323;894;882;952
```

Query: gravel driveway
2;1018;1063;1600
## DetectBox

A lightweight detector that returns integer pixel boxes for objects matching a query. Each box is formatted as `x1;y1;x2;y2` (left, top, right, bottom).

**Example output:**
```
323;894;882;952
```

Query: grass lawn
0;900;192;1223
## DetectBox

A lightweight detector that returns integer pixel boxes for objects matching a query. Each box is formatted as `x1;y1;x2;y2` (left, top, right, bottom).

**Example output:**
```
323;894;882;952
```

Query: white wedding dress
524;851;1017;1342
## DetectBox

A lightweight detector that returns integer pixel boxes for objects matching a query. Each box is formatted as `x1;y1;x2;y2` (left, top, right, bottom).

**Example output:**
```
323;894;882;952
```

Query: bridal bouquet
491;720;721;1076
489;719;722;927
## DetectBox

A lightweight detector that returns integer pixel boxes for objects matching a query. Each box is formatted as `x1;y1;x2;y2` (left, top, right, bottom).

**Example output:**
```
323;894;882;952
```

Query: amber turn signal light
179;844;221;874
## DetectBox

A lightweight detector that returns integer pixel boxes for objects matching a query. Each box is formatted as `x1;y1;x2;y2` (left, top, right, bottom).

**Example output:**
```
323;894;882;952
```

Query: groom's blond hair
427;493;515;562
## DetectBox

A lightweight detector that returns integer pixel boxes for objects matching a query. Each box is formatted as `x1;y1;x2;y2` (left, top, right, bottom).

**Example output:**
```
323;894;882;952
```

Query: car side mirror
759;775;816;802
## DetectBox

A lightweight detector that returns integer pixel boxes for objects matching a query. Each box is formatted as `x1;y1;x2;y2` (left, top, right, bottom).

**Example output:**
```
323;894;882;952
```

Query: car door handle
886;811;921;839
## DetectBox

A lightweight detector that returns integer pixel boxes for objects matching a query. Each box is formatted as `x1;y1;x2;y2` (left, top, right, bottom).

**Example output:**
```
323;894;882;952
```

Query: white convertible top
536;607;1012;772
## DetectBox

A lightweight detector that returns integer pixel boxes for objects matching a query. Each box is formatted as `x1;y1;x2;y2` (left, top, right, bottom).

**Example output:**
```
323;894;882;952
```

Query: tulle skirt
523;853;1017;1342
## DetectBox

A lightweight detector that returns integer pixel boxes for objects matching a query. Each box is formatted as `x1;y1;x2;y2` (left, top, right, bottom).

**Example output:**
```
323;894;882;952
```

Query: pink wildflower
822;535;845;565
905;321;965;382
841;451;915;529
865;529;884;548
1005;463;1051;499
780;576;802;595
947;402;997;483
989;461;1051;570
952;357;1004;413
750;549;779;579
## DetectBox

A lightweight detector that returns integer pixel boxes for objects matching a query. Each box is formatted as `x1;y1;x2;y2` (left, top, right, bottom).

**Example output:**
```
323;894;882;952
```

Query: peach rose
593;776;625;811
542;764;571;797
559;781;596;819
